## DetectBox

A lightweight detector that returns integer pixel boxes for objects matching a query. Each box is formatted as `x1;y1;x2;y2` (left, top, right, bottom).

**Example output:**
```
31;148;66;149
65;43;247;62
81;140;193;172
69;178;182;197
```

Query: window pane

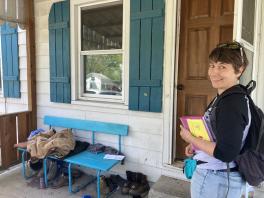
242;0;255;44
240;48;253;86
0;28;2;90
81;4;123;51
83;54;122;96
0;63;1;89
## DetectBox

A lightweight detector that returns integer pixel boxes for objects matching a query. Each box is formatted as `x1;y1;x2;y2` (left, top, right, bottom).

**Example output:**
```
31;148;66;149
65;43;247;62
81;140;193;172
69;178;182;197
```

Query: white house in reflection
86;73;121;95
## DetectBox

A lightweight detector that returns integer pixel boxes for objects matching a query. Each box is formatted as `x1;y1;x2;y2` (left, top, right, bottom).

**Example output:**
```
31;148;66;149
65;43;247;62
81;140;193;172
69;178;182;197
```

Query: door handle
176;84;184;90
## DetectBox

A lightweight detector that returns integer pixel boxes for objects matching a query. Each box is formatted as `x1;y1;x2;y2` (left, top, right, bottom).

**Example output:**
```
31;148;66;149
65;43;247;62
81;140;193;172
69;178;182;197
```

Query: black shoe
129;174;150;196
129;183;150;196
121;181;132;195
126;171;133;181
105;177;118;192
110;174;126;188
122;171;137;194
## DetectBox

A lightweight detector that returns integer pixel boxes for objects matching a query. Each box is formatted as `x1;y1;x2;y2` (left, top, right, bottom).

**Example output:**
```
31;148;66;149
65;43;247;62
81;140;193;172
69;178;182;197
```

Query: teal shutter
49;0;71;103
129;0;164;112
0;22;20;98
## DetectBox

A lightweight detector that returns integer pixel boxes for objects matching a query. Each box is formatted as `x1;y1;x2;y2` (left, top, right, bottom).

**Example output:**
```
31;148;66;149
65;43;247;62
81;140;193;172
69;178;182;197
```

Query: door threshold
172;160;184;169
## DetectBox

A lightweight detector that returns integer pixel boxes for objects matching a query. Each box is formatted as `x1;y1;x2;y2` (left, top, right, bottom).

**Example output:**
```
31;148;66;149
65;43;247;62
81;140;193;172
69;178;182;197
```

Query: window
0;26;2;94
238;0;256;85
72;0;129;103
241;0;255;45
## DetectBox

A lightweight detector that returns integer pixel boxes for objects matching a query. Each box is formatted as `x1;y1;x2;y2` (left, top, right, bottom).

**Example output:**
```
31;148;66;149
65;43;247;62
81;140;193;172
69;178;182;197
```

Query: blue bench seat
64;151;119;172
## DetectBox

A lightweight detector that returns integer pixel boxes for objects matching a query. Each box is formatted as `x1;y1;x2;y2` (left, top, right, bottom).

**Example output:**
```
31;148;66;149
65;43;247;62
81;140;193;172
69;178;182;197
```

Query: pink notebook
180;116;213;141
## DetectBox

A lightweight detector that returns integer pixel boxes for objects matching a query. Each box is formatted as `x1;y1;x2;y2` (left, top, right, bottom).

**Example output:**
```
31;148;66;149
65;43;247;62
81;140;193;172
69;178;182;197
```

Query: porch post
26;0;37;131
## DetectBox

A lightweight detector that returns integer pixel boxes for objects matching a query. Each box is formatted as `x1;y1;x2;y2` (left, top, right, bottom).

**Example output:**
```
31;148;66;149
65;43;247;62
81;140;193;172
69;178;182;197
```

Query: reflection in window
81;4;122;51
240;48;253;86
0;62;1;91
0;27;2;92
80;2;123;98
83;54;122;96
242;0;255;44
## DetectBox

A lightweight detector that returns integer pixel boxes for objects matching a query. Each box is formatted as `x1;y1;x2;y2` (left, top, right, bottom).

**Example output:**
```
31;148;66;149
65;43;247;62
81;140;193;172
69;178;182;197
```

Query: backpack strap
225;162;230;198
213;85;247;109
245;80;256;95
256;115;264;152
207;83;251;139
215;80;256;104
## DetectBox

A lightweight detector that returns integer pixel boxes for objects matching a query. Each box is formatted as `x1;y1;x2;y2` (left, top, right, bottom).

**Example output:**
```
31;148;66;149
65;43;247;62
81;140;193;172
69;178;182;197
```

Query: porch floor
0;166;130;198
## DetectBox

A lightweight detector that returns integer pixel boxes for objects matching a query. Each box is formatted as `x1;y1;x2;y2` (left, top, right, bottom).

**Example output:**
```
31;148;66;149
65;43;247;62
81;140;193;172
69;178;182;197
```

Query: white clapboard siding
37;93;129;114
36;55;49;69
21;81;28;93
36;68;49;82
36;82;49;94
20;68;27;81
19;57;27;68
36;44;49;56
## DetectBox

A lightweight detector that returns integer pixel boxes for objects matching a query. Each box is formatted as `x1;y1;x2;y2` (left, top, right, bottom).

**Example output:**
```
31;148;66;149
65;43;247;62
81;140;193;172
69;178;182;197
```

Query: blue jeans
191;168;245;198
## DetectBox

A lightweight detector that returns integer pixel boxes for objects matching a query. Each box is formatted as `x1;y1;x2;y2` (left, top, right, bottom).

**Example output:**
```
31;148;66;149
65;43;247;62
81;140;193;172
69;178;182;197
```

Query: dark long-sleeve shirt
213;94;249;162
194;90;251;170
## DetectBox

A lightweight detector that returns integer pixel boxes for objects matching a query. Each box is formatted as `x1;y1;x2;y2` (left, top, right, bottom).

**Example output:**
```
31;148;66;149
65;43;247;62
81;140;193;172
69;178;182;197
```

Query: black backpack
213;80;264;186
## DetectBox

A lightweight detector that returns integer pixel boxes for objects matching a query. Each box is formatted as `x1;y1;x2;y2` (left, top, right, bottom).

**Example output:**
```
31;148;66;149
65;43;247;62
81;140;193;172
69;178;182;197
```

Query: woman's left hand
180;125;216;156
180;125;193;143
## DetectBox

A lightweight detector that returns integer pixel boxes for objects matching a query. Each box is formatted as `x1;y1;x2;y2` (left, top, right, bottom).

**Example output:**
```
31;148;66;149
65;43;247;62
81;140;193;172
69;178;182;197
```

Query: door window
238;0;258;86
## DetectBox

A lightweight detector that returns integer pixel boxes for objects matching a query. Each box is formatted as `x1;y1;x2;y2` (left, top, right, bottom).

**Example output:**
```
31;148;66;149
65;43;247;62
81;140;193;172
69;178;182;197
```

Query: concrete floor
148;175;190;198
0;166;131;198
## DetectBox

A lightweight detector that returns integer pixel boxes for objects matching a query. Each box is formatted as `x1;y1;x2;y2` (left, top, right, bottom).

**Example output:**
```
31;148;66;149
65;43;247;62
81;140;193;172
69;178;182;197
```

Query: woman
180;41;250;198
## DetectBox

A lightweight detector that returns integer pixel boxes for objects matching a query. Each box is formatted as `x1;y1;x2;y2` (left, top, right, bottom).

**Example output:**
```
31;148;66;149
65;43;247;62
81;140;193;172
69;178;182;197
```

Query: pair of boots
121;171;150;197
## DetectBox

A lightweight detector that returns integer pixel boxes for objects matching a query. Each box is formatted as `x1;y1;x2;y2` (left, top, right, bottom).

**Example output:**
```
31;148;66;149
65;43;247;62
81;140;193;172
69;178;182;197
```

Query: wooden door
174;0;234;160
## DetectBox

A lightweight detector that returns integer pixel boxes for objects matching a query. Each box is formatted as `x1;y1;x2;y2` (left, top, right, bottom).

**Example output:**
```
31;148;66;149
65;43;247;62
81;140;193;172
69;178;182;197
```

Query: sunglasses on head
217;41;244;64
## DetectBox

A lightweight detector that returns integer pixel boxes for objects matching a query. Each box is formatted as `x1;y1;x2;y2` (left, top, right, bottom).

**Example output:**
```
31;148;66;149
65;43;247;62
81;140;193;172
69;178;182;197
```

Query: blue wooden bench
19;115;129;198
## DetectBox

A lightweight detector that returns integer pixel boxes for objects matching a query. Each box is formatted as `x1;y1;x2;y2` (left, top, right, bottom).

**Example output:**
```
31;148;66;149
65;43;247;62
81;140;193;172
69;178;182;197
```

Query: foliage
84;54;122;85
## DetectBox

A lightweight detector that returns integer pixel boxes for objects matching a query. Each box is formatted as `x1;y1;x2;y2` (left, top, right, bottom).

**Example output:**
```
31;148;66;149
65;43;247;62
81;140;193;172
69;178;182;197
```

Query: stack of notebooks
180;116;213;143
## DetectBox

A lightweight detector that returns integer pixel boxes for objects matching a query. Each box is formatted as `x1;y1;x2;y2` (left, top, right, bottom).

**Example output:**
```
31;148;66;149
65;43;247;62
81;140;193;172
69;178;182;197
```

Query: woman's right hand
185;144;194;157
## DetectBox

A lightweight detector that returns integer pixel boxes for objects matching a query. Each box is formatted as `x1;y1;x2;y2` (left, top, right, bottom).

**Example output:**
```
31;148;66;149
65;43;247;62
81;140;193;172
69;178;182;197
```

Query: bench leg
68;163;96;193
97;170;101;198
68;163;73;193
19;149;33;180
21;150;27;179
43;158;48;187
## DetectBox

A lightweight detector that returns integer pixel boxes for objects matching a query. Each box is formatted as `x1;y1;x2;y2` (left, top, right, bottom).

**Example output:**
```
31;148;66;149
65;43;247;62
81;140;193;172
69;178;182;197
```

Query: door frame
162;0;264;168
256;1;264;109
161;0;180;166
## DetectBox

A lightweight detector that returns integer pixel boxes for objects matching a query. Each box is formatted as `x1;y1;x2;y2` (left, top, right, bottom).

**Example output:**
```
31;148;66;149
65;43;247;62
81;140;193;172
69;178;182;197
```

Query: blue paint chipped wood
49;0;71;103
129;0;164;112
129;0;141;111
0;22;20;98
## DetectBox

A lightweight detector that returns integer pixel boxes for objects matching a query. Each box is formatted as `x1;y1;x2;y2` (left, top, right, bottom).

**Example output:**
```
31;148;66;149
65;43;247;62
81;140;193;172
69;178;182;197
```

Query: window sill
71;99;128;110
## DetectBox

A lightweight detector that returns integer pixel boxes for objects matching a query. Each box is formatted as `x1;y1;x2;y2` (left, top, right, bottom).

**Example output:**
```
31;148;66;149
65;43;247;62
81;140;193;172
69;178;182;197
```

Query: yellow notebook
180;116;212;141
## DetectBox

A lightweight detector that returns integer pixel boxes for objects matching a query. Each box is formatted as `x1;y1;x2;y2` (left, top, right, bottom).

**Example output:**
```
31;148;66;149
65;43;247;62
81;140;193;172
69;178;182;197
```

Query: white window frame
70;0;130;105
234;0;262;100
0;27;3;97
